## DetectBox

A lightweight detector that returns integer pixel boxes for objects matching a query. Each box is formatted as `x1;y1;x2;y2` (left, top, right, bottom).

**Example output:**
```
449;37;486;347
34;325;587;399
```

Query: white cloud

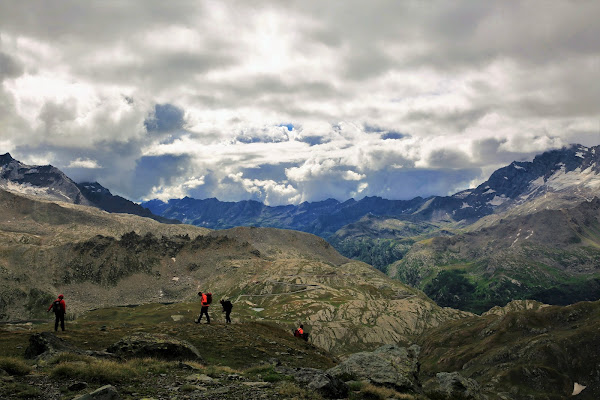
67;158;101;169
0;1;598;205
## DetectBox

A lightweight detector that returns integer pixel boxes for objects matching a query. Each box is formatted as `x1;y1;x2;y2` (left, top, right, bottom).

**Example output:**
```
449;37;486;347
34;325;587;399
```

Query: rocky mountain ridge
0;153;176;224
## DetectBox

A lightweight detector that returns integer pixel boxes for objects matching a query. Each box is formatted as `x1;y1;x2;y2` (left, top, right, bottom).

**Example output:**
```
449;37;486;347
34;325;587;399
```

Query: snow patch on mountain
546;166;600;191
488;195;508;206
1;180;53;198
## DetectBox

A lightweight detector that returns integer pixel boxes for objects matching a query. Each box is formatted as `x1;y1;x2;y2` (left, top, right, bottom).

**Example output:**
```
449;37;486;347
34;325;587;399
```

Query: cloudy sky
1;1;598;205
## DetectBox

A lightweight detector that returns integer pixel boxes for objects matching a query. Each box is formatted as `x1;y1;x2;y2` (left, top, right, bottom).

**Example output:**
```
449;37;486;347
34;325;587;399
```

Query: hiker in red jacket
47;294;66;332
195;291;211;324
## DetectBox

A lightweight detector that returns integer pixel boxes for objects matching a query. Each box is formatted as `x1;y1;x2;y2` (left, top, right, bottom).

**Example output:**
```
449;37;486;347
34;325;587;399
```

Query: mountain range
1;147;600;398
2;144;600;315
143;144;600;235
141;144;600;312
0;153;178;224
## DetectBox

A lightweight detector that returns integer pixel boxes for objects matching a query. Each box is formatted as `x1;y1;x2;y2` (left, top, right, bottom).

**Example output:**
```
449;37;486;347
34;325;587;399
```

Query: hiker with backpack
47;294;66;332
294;324;309;342
195;291;212;324
220;299;233;324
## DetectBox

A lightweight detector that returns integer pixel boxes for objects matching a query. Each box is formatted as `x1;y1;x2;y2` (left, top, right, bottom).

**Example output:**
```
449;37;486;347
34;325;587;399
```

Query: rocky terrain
1;299;598;399
0;189;468;355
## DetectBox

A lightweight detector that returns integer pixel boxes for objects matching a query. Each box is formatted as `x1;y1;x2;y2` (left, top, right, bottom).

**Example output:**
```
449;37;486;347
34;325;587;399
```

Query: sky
1;1;599;205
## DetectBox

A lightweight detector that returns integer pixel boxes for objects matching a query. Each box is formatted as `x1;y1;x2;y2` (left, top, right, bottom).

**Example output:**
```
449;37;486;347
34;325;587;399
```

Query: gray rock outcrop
106;332;202;361
24;332;119;361
25;332;79;359
275;366;348;399
326;344;420;392
73;384;120;400
423;372;486;400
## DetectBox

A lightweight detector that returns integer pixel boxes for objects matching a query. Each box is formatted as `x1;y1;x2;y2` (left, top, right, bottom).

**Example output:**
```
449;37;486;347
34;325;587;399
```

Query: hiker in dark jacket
220;299;233;323
47;294;66;332
195;292;210;324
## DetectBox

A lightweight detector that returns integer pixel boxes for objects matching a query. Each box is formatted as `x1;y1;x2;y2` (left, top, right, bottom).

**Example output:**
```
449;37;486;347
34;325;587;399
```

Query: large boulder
275;366;348;399
327;344;421;392
25;332;79;359
423;372;486;400
106;332;203;361
24;332;119;361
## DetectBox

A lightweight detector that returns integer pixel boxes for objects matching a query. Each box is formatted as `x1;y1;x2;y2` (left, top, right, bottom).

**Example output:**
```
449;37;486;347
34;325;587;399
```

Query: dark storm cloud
132;154;193;198
144;104;186;134
241;163;299;181
363;167;483;200
381;132;407;140
471;138;546;165
0;52;23;79
297;136;330;146
427;148;472;169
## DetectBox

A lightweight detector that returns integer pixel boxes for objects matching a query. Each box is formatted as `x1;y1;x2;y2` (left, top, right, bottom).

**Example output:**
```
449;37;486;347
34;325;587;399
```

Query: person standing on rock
220;298;233;323
195;291;211;324
47;294;66;332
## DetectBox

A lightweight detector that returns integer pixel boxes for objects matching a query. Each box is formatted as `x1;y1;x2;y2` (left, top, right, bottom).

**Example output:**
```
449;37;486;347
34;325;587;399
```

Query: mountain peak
0;153;15;165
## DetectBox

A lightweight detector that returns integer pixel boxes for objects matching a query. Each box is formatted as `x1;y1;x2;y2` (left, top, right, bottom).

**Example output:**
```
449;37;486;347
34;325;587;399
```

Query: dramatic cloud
0;1;598;205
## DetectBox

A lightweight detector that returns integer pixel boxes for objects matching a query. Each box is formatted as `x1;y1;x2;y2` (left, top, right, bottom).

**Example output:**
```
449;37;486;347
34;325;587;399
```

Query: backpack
206;293;212;305
293;329;300;337
52;300;63;314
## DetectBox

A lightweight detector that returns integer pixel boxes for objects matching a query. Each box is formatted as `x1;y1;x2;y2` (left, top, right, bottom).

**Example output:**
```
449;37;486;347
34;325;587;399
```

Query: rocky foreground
1;299;599;399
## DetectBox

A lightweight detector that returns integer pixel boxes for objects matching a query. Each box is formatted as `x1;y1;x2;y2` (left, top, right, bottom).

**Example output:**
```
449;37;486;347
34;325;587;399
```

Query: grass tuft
352;383;416;400
276;381;323;399
0;357;32;376
51;359;137;384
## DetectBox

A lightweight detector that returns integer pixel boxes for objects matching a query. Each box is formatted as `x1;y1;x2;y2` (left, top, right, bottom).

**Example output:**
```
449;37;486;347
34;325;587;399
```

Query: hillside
328;214;454;273
418;299;600;399
0;190;468;355
390;198;600;313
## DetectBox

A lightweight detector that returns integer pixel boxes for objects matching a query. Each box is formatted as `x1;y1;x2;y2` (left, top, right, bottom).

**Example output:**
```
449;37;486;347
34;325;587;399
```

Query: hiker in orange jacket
47;294;66;332
195;291;210;324
294;324;309;342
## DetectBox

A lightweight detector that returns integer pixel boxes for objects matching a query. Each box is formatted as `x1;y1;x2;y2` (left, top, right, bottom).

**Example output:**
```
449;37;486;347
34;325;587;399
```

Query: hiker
294;324;309;342
195;291;211;324
47;294;66;332
220;299;233;323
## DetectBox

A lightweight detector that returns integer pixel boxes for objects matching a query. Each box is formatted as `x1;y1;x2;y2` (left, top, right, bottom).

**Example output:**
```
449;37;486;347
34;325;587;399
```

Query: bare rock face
327;344;421;392
106;332;203;361
423;372;486;400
